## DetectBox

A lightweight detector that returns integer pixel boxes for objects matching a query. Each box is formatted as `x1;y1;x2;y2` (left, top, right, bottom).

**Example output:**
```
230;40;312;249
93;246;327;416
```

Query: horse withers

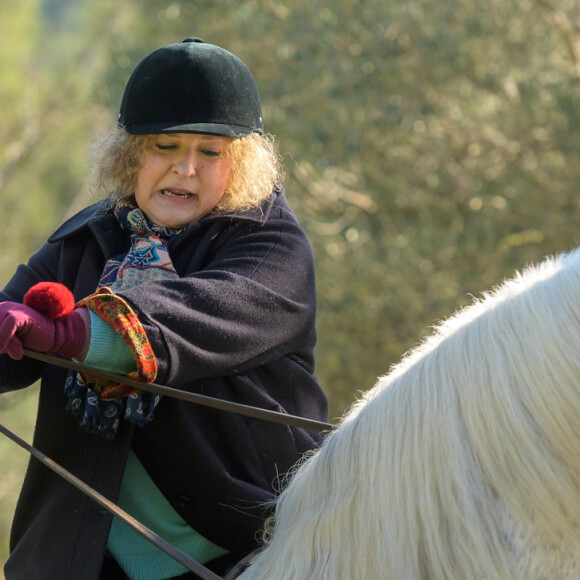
237;248;580;579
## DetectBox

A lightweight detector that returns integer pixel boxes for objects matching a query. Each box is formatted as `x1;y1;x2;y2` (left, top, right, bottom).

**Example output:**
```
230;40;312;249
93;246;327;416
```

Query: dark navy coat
0;189;328;579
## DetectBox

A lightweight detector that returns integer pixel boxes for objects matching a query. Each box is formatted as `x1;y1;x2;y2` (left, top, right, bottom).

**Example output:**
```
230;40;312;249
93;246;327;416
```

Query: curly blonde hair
88;126;283;213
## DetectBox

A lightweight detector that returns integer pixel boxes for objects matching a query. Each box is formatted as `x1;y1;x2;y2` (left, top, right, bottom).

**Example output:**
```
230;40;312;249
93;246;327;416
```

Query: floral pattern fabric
64;198;185;438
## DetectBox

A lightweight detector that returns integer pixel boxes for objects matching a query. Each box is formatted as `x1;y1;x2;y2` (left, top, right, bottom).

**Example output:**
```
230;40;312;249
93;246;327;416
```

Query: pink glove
0;285;89;361
0;302;88;360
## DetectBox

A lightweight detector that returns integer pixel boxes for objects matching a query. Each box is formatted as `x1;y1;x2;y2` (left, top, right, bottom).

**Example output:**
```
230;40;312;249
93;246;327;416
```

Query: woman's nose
173;151;197;176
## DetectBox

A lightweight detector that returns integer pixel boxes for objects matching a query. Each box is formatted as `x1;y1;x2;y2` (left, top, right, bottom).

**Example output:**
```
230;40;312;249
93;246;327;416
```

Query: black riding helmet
118;37;263;137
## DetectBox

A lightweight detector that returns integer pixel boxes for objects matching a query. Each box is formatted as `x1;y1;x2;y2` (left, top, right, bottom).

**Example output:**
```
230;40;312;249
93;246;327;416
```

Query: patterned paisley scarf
64;198;185;439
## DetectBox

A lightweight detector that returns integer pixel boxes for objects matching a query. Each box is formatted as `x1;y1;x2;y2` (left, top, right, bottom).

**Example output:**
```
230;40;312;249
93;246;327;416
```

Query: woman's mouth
160;188;194;199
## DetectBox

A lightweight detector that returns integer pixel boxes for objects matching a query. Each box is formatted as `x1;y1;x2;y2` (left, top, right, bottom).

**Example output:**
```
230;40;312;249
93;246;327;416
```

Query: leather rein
0;349;335;579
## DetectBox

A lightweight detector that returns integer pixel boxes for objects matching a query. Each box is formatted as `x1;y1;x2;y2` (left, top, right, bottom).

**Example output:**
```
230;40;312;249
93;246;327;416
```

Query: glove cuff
50;309;90;359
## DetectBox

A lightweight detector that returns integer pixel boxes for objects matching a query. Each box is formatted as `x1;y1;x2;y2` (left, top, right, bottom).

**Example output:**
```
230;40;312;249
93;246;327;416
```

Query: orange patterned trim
77;287;158;400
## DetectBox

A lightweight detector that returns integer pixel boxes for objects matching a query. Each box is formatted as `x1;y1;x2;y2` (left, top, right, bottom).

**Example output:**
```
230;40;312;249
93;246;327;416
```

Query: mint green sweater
85;312;228;580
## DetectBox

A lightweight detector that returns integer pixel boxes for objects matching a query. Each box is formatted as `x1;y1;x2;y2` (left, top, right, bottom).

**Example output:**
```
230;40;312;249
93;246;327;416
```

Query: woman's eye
155;143;177;151
201;149;221;158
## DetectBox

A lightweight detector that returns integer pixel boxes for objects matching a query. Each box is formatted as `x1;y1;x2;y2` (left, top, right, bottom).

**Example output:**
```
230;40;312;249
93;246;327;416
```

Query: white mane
238;249;580;579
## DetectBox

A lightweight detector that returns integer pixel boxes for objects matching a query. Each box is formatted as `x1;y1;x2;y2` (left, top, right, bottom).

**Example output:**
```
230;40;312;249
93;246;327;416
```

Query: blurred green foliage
3;0;580;572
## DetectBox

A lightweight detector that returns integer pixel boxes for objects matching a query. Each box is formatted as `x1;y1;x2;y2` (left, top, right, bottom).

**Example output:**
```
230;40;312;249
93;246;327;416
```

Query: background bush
2;0;580;571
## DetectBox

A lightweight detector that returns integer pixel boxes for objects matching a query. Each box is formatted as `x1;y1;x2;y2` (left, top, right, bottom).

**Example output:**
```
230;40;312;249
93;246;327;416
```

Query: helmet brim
122;121;260;138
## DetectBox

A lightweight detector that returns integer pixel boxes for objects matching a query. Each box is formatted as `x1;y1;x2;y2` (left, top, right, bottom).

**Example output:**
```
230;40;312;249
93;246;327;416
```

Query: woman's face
134;133;232;228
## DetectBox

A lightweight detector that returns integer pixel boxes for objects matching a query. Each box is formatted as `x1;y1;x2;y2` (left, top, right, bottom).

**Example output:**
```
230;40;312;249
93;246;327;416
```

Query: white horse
236;249;580;579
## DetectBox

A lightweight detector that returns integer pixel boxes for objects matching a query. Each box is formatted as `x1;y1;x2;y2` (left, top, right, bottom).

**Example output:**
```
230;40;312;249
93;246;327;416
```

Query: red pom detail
23;282;76;321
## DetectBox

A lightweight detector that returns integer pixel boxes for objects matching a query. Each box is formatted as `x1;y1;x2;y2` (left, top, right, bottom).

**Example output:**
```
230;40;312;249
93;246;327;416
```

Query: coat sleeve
117;205;318;389
0;239;63;391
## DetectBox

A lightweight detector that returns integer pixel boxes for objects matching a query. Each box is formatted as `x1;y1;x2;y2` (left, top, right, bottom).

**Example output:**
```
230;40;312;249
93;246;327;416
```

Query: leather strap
0;421;222;580
23;349;334;433
0;349;334;577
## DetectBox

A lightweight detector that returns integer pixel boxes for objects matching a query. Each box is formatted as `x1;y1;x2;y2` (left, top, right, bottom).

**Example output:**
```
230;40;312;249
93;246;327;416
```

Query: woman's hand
0;302;89;361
